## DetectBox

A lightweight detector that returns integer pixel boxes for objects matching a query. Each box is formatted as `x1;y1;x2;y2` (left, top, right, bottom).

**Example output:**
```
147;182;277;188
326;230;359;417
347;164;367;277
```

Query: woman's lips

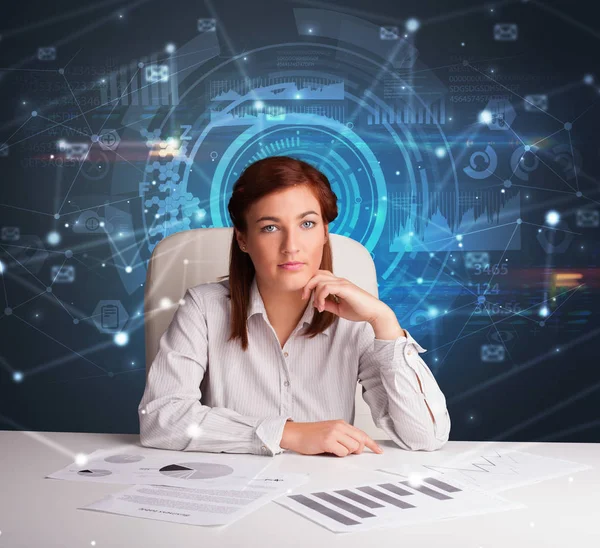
278;263;304;271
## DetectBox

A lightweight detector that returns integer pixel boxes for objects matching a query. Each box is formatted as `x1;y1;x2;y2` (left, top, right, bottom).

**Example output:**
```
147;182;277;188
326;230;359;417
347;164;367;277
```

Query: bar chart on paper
274;475;525;533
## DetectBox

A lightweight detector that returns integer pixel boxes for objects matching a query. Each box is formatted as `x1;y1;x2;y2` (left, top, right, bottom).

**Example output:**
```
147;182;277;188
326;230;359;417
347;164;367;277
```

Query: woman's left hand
301;269;391;324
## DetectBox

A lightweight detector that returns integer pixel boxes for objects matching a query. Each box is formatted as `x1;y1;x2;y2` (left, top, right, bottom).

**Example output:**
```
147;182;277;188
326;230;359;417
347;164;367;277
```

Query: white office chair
144;227;390;440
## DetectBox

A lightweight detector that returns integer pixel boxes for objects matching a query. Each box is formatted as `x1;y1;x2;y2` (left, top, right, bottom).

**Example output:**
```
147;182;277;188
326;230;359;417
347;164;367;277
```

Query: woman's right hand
279;419;384;457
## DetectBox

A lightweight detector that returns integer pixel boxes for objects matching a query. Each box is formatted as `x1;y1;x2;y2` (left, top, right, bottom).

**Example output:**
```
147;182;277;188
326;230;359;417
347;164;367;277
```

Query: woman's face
235;185;329;292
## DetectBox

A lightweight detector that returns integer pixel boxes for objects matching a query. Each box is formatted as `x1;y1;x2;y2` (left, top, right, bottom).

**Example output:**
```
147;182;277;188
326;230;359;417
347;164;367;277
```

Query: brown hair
217;155;339;351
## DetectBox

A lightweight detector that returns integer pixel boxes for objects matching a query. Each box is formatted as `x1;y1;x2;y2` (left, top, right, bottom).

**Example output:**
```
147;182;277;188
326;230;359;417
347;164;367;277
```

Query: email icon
1;226;20;241
494;23;518;41
576;209;600;228
481;344;505;362
465;252;490;270
37;46;57;61
51;265;75;283
145;65;169;83
524;94;548;112
380;26;399;40
197;18;216;33
64;143;89;161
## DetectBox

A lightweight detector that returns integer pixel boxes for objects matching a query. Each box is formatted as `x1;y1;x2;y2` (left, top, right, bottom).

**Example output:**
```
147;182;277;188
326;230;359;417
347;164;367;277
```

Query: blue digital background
1;0;598;443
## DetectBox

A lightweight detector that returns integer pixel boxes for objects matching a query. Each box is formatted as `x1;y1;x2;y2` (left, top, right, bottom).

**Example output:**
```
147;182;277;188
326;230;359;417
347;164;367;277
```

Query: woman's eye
261;221;316;232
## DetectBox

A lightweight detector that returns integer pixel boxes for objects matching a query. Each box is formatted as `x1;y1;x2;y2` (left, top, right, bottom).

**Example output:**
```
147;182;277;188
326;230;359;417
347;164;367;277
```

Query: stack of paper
46;443;309;527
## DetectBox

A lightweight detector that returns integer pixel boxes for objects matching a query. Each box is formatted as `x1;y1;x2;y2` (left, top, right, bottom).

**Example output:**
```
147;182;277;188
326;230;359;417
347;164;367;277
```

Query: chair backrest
144;227;389;440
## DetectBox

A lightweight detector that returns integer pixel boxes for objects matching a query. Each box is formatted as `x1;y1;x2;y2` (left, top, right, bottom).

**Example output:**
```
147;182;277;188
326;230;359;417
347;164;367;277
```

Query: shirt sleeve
138;288;292;456
356;321;451;451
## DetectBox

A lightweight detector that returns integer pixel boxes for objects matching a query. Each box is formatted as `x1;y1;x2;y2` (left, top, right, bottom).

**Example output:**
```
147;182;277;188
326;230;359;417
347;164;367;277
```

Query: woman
138;156;450;457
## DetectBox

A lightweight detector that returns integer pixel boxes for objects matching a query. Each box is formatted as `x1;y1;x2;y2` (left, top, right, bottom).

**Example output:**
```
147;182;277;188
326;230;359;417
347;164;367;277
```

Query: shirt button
284;352;289;358
284;381;290;387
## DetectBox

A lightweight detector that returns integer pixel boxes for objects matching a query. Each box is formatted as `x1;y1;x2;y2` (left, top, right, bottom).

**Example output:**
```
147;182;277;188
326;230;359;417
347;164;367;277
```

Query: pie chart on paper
158;462;234;480
77;469;112;477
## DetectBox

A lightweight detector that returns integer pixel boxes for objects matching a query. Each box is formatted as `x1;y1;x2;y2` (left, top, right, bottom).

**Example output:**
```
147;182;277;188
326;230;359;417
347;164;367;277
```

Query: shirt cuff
373;328;427;365
255;416;293;456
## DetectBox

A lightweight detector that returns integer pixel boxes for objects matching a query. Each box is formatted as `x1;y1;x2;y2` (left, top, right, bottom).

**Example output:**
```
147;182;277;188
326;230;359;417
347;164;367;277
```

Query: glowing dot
165;43;176;54
583;74;594;85
569;477;573;482
47;231;61;246
417;277;424;284
114;332;129;346
125;266;133;273
141;408;146;414
435;146;446;158
545;210;560;226
99;221;105;227
407;474;422;486
179;299;186;305
254;100;264;109
13;371;23;382
91;542;96;546
429;252;434;258
395;170;400;175
539;306;549;317
187;424;203;438
295;94;301;99
0;260;4;274
478;110;492;124
456;234;463;241
405;18;420;32
428;307;438;317
75;453;88;466
159;297;172;309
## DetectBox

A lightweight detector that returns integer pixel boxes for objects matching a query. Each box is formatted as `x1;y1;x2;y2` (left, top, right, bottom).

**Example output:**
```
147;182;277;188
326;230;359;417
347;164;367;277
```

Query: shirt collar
246;274;332;337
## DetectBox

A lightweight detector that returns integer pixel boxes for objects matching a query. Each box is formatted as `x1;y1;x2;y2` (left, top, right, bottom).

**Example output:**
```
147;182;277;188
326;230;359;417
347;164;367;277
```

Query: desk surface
1;431;598;548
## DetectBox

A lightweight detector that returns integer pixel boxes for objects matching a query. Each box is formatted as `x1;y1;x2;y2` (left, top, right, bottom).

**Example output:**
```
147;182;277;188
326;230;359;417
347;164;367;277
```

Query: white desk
1;431;598;547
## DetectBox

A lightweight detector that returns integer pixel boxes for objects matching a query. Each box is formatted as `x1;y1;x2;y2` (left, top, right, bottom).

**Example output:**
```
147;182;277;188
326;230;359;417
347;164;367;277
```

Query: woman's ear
234;229;246;249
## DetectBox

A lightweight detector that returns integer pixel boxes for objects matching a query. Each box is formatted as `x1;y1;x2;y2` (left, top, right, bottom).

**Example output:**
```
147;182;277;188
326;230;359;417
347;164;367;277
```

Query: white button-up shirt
138;276;451;456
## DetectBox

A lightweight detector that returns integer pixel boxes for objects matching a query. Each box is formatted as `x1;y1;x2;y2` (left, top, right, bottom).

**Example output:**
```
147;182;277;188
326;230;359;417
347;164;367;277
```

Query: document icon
481;344;505;362
494;23;518;41
576;209;599;228
524;94;548;112
145;65;169;83
101;305;120;331
380;26;399;40
1;226;20;241
51;265;75;283
37;46;57;61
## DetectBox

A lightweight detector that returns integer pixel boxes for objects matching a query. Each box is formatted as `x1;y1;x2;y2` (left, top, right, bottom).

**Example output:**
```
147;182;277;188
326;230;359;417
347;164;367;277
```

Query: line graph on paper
379;450;593;493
